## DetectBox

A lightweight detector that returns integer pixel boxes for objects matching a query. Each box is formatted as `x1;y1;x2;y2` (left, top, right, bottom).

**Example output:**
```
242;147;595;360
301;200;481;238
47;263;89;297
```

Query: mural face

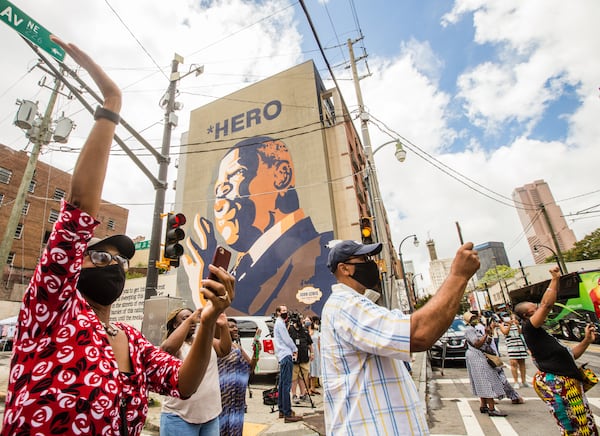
180;61;338;317
182;135;335;317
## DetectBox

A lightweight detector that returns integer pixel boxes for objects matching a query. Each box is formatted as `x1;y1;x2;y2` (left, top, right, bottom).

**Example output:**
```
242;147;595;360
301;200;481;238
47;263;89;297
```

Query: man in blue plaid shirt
321;240;480;435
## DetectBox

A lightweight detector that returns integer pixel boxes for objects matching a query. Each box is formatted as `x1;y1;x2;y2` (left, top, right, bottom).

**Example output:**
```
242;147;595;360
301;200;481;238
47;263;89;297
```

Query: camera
289;311;301;326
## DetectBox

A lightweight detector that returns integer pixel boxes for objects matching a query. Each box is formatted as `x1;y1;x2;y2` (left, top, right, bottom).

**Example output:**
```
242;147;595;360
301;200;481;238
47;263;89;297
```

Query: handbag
579;364;598;392
484;352;503;368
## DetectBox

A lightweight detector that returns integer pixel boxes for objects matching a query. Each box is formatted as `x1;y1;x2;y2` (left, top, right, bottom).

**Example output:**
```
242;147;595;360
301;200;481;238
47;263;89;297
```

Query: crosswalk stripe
456;399;484;436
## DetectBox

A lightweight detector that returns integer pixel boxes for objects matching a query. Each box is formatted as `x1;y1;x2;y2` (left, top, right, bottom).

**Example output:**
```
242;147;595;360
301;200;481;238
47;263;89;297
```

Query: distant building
427;239;476;293
512;180;576;264
474;241;510;280
0;143;129;301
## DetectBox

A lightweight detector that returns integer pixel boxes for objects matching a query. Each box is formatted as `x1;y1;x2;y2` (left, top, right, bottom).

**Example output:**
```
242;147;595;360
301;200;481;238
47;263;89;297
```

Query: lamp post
411;273;423;302
363;139;406;308
399;234;419;312
534;244;566;274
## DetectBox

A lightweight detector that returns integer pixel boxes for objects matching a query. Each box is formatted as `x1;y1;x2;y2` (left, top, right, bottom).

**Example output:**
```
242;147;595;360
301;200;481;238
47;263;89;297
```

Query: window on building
107;219;115;230
43;230;51;244
14;223;23;239
53;188;66;200
28;180;36;193
48;209;59;223
0;167;12;184
22;201;30;215
7;252;15;265
0;193;4;206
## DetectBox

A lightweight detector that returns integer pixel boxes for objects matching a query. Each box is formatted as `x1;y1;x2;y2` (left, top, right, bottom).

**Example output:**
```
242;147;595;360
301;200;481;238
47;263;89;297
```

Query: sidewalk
0;351;429;435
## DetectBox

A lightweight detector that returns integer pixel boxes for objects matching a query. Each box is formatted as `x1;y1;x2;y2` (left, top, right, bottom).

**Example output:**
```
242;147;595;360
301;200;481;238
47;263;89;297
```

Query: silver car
230;316;279;375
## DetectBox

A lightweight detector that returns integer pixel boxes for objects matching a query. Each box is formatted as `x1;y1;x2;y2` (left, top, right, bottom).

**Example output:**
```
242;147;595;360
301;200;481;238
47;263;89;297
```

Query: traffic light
360;217;373;244
163;212;186;267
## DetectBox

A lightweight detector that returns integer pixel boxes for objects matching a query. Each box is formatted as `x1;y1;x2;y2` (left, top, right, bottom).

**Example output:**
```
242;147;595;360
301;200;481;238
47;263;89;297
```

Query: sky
1;0;599;291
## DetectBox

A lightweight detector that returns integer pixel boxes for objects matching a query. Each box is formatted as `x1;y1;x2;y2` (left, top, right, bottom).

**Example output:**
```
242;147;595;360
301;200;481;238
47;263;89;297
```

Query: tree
562;228;600;262
476;265;516;289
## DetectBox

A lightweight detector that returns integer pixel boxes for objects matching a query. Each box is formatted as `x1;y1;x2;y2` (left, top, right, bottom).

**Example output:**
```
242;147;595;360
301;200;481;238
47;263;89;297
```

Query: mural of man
182;136;335;316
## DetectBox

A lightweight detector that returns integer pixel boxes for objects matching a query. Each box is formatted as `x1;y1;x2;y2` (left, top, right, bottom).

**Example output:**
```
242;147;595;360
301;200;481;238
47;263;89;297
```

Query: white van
229;316;279;375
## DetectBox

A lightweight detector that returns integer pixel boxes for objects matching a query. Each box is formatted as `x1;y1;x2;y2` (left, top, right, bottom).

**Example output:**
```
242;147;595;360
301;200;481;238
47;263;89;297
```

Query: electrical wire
103;0;169;81
367;116;536;210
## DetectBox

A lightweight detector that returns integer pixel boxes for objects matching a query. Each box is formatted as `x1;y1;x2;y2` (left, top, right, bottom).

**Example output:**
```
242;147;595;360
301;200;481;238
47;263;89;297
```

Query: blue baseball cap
327;240;382;273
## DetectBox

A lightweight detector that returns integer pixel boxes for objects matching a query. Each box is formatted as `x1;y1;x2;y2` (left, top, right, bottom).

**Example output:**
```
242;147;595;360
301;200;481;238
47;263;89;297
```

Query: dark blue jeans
278;355;293;416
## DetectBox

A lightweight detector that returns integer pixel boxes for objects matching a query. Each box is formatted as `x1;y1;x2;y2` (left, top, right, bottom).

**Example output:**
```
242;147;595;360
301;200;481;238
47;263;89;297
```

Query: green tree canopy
476;265;516;289
560;228;600;262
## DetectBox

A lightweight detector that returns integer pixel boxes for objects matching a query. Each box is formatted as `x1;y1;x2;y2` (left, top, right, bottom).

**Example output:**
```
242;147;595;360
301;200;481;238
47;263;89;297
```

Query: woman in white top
160;308;232;436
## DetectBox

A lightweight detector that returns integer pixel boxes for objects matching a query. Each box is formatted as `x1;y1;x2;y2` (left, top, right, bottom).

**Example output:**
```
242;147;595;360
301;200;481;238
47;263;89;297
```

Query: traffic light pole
144;55;182;300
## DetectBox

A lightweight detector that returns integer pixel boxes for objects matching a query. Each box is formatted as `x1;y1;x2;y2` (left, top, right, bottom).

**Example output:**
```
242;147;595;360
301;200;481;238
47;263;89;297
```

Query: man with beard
321;240;480;435
183;136;334;315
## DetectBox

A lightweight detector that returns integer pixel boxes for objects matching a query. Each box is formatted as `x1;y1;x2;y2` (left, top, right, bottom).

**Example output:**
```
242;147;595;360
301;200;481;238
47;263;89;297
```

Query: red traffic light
168;213;186;228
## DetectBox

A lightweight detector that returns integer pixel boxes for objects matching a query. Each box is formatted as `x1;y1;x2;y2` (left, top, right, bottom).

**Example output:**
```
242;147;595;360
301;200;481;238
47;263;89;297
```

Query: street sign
0;0;65;62
134;240;151;250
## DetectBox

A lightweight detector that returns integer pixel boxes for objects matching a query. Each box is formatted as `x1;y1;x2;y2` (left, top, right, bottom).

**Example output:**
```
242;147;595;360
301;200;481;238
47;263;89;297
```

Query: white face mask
363;288;381;303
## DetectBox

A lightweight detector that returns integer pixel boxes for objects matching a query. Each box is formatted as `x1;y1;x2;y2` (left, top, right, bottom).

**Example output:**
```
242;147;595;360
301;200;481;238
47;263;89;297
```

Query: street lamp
399;234;419;312
372;139;407;161
534;244;565;274
362;139;406;309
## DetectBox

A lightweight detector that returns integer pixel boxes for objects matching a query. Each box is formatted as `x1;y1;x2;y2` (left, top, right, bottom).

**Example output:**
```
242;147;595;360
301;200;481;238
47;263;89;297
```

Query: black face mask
78;264;126;306
280;312;288;320
350;260;381;290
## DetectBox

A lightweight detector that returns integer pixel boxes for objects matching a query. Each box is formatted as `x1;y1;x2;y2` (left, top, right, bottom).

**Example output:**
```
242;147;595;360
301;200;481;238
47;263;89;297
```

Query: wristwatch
93;106;120;124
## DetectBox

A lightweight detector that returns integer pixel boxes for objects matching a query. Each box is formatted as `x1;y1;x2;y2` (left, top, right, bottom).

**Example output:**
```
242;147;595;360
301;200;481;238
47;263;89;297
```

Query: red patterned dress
1;202;184;436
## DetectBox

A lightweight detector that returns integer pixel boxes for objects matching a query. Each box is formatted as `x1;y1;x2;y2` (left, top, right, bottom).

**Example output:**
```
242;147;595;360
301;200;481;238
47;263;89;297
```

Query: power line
103;0;169;81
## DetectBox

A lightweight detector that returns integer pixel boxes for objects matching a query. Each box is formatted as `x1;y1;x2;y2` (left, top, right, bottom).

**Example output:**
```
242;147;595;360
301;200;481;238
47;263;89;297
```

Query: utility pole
0;74;61;269
539;203;568;274
144;54;183;299
347;38;396;309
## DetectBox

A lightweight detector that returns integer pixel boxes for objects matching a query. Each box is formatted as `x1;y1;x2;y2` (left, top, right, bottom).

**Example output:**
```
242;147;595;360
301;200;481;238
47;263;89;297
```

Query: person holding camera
322;240;480;435
499;313;529;388
288;313;313;404
515;266;598;435
273;305;302;422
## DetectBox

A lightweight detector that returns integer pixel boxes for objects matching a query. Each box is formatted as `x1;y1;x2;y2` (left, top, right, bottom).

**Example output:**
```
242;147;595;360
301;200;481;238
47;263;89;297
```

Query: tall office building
512;180;576;264
474;241;510;280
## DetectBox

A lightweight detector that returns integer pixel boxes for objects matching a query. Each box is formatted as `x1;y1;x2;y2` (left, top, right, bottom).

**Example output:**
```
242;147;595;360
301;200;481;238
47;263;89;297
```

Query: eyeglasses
86;250;129;271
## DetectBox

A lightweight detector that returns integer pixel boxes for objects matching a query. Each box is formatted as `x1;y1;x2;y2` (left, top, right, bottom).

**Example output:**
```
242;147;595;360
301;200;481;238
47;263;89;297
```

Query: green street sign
0;0;65;62
134;240;151;250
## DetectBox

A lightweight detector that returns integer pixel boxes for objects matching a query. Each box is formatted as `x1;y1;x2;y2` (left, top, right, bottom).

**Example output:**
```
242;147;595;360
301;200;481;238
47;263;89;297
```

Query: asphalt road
427;339;600;435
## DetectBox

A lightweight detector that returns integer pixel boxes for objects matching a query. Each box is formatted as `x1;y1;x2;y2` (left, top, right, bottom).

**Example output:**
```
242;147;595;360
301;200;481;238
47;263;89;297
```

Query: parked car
428;318;468;366
229;316;279;375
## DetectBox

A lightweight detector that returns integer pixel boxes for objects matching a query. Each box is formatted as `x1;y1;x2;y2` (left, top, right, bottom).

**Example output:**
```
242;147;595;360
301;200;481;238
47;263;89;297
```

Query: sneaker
301;394;311;402
488;409;508;417
279;411;295;419
284;415;303;423
521;381;530;388
513;383;520;389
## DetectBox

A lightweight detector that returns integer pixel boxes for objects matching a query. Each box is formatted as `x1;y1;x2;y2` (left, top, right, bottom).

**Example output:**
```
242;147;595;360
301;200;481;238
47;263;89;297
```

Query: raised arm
51;37;121;217
530;266;561;328
410;243;480;351
161;308;202;356
212;313;233;358
178;264;234;397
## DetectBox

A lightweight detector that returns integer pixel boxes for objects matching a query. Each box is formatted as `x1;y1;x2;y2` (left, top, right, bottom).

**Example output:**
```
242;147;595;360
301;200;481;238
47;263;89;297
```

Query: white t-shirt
162;342;222;423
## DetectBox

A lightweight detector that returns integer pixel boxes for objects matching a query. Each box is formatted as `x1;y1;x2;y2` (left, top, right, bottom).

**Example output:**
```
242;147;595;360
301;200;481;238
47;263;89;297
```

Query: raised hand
182;213;218;308
50;36;121;111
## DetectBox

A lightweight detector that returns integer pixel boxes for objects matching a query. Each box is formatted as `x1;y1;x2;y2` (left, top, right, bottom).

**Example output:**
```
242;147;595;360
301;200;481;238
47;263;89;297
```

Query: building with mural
174;60;401;316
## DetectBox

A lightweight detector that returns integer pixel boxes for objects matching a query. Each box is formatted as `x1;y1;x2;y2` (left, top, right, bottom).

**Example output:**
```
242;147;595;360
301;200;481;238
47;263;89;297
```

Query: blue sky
1;0;598;290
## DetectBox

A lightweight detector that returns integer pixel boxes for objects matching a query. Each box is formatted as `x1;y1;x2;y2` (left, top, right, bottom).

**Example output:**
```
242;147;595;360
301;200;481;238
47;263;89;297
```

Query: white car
229;316;279;375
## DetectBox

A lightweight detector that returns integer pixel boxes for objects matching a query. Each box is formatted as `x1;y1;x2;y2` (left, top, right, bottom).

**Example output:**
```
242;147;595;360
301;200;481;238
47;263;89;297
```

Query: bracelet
94;106;120;124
